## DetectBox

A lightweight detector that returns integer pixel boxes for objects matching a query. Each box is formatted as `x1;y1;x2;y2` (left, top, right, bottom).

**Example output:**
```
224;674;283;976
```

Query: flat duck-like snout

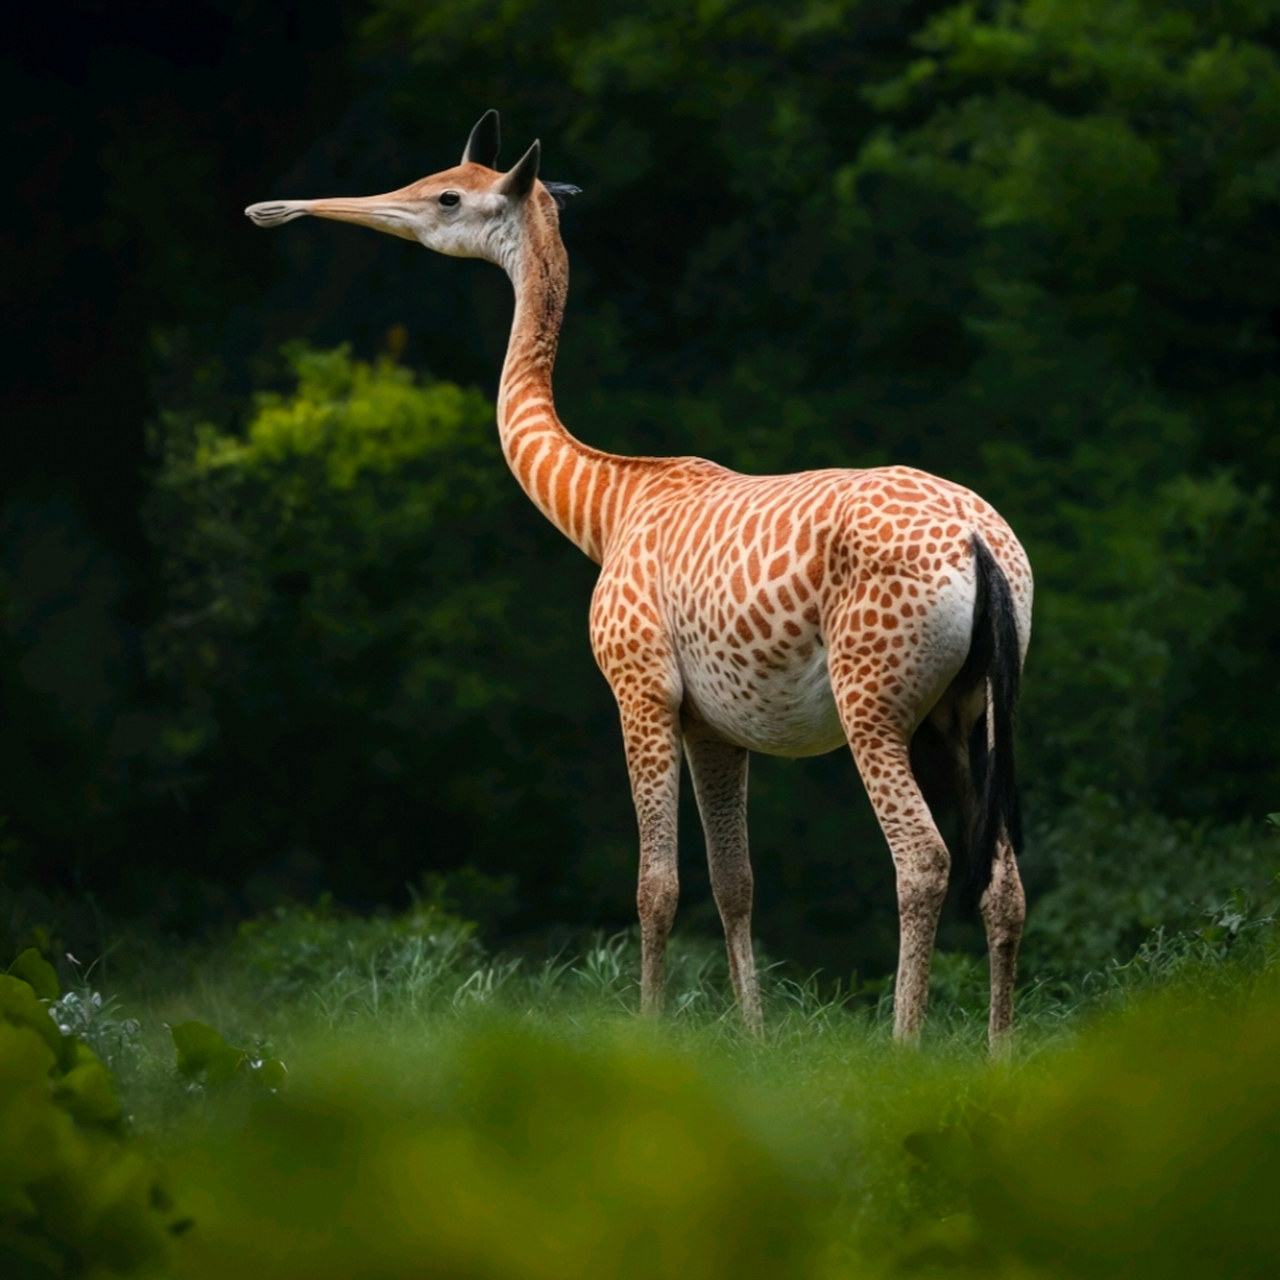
245;190;423;241
244;200;314;228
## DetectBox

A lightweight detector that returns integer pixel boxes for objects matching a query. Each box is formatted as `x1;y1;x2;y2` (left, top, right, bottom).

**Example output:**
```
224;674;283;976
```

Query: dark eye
439;190;461;207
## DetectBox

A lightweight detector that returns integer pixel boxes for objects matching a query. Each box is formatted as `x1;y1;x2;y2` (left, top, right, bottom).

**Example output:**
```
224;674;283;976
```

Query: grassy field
8;886;1275;1279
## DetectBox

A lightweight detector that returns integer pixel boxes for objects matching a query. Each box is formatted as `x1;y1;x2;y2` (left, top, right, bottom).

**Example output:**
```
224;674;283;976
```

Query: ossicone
461;109;501;167
498;140;541;201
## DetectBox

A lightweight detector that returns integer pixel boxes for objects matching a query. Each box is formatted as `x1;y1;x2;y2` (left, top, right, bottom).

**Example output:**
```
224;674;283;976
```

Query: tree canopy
3;0;1278;975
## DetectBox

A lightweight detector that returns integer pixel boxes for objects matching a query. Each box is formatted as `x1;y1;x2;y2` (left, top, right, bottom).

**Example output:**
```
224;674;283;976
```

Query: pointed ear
461;110;501;166
497;140;541;202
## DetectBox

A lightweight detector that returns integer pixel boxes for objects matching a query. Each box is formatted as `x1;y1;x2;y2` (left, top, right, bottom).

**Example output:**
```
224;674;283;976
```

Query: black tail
910;534;1023;916
963;534;1023;912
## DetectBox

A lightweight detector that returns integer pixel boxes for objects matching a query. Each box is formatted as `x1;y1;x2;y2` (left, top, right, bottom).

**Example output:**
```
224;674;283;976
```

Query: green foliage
229;895;481;1007
171;1021;285;1091
1019;796;1280;979
848;0;1280;804
150;342;507;718
0;972;184;1278
892;977;1280;1278
97;946;1280;1280
133;0;1280;972
10;0;1280;981
171;1028;825;1280
10;950;60;1003
144;343;564;905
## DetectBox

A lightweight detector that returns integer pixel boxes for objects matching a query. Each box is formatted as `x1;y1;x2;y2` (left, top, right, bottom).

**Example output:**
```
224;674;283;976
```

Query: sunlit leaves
8;948;59;1003
0;973;183;1275
150;343;513;725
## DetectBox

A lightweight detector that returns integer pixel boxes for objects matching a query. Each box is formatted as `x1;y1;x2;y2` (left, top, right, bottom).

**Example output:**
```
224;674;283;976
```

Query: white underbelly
680;643;847;758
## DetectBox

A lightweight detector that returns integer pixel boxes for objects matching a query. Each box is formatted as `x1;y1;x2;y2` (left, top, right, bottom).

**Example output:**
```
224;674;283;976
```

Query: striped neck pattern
495;200;652;564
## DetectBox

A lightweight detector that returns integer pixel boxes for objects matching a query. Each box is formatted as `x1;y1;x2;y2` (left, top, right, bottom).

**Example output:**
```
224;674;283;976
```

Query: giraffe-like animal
247;111;1032;1046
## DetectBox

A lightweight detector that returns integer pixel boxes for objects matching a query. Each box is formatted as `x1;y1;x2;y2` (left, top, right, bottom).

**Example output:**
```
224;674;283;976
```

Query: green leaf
0;973;74;1069
1267;813;1280;831
254;1058;288;1090
9;947;60;1001
54;1061;123;1126
171;1020;246;1086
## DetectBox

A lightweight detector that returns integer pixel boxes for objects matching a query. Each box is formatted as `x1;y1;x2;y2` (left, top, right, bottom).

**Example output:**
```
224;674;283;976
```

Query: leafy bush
895;975;1280;1278
144;344;538;905
0;963;185;1278
171;1028;826;1280
229;895;482;1009
1019;795;1280;980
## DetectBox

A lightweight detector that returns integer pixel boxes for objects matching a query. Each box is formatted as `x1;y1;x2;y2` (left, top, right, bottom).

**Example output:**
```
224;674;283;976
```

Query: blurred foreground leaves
145;969;1280;1279
173;1029;825;1280
7;899;1280;1277
0;967;184;1279
898;980;1280;1278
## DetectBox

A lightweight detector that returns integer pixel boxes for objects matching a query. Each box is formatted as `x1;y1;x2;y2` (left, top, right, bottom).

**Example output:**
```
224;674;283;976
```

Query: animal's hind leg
921;690;1025;1049
684;724;762;1033
830;675;951;1041
982;838;1025;1047
854;729;949;1040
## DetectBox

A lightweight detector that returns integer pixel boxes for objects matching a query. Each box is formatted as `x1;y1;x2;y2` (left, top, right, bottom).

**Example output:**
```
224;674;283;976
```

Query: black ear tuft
461;110;501;166
543;181;582;209
498;140;541;202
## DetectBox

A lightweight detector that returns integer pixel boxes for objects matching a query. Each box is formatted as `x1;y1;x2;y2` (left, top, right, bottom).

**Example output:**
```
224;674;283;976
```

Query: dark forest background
4;0;1279;981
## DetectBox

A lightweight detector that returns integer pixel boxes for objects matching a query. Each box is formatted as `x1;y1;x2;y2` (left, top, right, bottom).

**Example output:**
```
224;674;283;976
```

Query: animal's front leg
617;693;683;1018
590;559;683;1018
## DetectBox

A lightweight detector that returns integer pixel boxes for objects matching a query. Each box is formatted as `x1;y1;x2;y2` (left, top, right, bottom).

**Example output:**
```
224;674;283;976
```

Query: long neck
496;202;636;563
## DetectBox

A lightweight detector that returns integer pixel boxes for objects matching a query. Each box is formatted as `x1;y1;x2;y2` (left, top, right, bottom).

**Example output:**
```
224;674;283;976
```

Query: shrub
896;974;1280;1278
229;895;482;1011
1019;795;1280;980
171;1027;826;1280
0;964;186;1278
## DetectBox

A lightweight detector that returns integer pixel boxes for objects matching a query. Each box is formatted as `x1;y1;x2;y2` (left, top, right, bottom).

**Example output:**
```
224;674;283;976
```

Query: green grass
9;887;1260;1278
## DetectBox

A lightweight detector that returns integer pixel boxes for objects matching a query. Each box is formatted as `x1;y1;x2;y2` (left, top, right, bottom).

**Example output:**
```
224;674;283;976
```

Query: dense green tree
145;344;607;916
7;1;1280;978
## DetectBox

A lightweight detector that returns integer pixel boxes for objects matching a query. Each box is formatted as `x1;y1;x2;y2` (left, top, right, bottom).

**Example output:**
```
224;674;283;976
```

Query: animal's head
245;110;578;267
